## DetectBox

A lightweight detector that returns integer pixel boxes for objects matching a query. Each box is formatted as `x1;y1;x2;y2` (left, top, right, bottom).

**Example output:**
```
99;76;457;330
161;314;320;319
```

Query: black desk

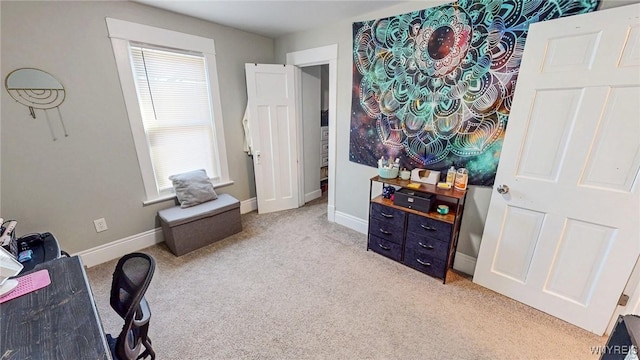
0;256;111;359
17;232;62;274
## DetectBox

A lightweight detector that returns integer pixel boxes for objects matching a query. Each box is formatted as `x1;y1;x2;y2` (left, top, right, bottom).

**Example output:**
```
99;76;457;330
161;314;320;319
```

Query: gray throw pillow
169;169;218;208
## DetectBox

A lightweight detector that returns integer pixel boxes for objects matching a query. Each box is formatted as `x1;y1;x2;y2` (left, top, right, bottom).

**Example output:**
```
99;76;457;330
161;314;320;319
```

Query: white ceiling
131;0;639;39
132;0;408;38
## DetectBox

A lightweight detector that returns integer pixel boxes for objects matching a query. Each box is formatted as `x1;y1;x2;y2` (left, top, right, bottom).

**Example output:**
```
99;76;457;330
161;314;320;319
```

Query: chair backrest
110;252;155;321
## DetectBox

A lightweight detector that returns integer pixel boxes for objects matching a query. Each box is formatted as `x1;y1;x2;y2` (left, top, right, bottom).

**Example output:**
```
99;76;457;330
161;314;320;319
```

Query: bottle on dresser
454;167;468;191
446;166;456;185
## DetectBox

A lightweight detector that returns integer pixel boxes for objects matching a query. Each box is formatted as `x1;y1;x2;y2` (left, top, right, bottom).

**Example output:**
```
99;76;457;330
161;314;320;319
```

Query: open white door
245;64;299;214
474;5;640;335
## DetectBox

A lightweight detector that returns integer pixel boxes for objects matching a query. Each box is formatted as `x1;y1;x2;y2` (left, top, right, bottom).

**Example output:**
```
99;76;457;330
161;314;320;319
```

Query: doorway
300;65;328;203
287;45;338;222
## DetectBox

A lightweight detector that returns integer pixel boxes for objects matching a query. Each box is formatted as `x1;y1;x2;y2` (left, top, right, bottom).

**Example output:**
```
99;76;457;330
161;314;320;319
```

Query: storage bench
158;193;242;256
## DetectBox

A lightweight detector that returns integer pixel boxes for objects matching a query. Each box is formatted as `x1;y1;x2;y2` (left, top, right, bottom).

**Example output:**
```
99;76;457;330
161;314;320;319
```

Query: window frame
106;18;231;204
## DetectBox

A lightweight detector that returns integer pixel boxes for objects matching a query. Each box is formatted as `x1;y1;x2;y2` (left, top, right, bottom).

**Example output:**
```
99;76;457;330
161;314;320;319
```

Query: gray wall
1;0;633;258
272;1;495;261
273;0;637;263
301;66;321;199
0;1;273;253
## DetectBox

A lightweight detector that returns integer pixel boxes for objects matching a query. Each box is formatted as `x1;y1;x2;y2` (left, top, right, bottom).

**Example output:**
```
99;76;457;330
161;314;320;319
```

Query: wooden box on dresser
367;175;467;283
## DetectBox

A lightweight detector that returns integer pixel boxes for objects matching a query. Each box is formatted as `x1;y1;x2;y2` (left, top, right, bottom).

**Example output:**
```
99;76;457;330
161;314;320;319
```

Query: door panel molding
245;64;299;214
474;4;640;335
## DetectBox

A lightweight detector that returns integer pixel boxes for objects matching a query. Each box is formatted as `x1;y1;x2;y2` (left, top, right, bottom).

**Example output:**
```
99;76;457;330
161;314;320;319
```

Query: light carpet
86;196;605;359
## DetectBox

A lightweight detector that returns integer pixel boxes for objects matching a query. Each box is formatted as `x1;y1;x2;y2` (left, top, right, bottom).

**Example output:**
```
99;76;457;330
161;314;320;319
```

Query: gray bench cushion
158;193;240;227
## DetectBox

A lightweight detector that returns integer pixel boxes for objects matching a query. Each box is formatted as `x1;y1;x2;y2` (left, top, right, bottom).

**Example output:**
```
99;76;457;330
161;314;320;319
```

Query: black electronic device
17;232;61;274
393;188;433;213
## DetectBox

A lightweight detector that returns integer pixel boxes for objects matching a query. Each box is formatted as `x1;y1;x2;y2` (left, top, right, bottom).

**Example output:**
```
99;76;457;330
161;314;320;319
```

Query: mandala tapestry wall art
350;0;599;186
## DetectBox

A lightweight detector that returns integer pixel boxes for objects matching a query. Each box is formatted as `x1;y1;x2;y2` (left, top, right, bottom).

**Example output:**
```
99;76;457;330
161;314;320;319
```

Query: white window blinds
129;44;218;192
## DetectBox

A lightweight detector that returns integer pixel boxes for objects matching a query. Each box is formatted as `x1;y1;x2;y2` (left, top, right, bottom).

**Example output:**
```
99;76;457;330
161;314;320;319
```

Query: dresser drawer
406;214;452;243
404;235;449;261
370;203;405;225
403;248;447;279
369;235;402;262
368;218;404;245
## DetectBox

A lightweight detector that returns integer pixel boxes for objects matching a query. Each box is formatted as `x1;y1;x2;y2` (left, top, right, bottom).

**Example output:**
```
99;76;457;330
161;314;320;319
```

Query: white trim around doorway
286;45;338;222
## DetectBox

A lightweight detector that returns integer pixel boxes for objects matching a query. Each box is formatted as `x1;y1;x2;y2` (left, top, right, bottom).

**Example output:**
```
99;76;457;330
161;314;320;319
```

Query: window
106;18;231;203
130;45;218;191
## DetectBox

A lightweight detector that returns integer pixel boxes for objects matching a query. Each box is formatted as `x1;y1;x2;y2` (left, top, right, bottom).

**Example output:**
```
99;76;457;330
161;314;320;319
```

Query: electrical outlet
93;218;108;233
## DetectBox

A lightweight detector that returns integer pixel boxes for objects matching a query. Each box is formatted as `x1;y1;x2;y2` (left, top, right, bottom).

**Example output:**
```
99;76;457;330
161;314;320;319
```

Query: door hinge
618;293;630;306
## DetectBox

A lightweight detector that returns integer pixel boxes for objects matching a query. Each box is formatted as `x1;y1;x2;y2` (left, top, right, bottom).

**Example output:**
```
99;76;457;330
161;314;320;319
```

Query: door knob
496;184;510;194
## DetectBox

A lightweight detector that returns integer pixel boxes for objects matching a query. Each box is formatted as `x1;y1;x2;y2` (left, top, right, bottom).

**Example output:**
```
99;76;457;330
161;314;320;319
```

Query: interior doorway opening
299;65;329;203
287;45;338;222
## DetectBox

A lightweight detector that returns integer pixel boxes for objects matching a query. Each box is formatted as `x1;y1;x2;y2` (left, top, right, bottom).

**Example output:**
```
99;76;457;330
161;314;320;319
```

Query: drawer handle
418;242;434;250
420;224;436;231
378;243;391;251
416;258;432;267
380;211;393;218
379;228;392;235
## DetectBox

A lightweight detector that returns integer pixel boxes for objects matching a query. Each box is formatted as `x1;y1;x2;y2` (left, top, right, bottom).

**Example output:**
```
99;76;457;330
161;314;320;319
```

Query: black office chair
106;252;156;360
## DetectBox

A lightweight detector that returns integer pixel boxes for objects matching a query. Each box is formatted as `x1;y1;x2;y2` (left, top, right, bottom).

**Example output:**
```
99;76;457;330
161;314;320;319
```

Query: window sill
142;179;235;206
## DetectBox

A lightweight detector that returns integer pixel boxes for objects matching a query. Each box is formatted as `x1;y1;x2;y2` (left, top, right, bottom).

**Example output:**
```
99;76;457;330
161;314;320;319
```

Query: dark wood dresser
367;175;467;283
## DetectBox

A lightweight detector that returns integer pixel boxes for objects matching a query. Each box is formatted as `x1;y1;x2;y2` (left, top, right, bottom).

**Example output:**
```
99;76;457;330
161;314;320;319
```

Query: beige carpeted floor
86;195;606;359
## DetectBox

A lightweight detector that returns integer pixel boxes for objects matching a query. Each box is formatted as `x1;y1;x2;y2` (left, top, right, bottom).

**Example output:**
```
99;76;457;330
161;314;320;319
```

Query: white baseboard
335;211;368;234
242;193;322;213
240;197;257;214
76;197;256;268
305;189;322;203
333;211;477;276
75;202;478;279
327;205;335;222
74;228;164;268
453;252;477;276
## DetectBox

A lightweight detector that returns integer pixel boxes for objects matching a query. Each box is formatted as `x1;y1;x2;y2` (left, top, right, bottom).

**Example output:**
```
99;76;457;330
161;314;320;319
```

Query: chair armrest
133;297;151;327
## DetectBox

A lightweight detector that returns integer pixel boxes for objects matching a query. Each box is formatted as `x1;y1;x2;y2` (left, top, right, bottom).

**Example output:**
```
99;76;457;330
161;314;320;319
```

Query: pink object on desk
0;269;51;303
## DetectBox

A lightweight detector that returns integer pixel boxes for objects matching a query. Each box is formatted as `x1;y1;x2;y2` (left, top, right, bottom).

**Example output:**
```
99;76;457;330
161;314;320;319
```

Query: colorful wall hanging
350;0;599;186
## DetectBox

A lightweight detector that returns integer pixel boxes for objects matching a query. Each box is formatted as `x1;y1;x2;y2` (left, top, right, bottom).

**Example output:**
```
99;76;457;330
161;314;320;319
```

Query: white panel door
245;64;299;214
474;4;640;335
